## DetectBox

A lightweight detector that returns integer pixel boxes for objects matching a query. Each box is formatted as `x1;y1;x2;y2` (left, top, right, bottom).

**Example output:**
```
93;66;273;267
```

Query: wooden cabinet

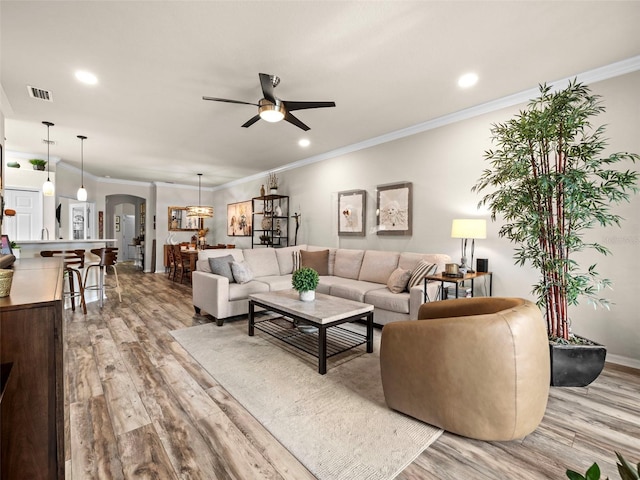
252;194;289;248
0;257;64;480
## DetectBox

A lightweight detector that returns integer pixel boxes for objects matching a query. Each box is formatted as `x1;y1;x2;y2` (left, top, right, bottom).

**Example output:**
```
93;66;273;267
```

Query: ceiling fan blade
241;115;261;128
202;96;258;106
259;73;277;104
284;111;310;131
282;100;336;112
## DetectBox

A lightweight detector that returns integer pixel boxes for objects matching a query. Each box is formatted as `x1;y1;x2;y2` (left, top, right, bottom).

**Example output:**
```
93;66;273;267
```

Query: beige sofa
192;245;451;326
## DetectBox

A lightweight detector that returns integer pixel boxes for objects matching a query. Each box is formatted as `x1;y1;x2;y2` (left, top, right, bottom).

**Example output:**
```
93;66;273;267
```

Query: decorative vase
299;290;315;302
274;205;282;217
260;184;265;197
270;188;278;194
261;216;272;230
13;248;21;260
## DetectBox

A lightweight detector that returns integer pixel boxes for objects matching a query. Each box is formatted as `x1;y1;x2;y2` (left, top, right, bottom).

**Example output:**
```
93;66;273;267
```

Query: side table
424;271;493;302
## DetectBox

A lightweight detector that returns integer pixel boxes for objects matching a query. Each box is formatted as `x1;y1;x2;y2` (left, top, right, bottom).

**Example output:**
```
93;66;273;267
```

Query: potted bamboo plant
473;80;639;387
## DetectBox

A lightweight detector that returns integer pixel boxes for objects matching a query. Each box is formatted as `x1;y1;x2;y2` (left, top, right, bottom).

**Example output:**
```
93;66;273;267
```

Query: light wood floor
64;264;640;479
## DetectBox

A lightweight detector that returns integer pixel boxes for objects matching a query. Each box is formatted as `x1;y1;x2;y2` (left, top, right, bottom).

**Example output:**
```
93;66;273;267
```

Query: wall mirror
168;206;202;231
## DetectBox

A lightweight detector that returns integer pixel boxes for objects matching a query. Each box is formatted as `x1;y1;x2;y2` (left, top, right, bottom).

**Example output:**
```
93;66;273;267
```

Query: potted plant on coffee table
292;266;319;302
473;80;639;387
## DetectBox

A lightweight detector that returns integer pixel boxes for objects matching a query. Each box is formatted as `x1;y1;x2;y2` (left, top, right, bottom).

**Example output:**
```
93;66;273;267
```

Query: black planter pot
549;338;606;387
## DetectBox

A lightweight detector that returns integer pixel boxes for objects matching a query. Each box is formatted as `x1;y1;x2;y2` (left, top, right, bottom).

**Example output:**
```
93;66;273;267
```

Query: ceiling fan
203;73;336;131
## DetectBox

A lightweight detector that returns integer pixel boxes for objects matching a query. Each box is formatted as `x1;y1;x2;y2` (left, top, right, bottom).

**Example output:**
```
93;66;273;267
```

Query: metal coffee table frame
248;291;374;374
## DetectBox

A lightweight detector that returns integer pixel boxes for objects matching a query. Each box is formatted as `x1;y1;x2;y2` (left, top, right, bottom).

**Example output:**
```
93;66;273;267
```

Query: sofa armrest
409;281;442;319
192;271;230;319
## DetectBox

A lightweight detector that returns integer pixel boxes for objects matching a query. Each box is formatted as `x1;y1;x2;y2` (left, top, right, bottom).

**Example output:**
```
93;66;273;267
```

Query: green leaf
585;463;601;480
566;469;587;480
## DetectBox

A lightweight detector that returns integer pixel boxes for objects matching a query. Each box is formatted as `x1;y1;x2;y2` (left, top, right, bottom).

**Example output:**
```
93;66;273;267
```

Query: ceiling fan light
259;99;285;122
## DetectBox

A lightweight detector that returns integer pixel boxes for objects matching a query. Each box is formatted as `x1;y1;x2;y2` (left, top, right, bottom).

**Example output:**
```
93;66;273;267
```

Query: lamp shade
186;173;214;218
451;219;487;239
186;205;214;218
77;187;88;202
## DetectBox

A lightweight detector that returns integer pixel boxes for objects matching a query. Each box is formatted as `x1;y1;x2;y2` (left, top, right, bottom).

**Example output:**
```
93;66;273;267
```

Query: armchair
380;297;550;441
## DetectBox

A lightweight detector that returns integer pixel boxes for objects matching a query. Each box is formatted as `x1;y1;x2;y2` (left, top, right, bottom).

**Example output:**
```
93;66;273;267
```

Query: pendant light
186;173;214;218
76;135;88;201
42;121;55;196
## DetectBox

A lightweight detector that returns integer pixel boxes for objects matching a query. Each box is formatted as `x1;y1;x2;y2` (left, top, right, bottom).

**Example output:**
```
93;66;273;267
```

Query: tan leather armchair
380;297;550;441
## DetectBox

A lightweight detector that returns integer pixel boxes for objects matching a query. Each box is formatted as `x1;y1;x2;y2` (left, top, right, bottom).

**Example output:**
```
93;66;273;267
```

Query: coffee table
248;290;374;374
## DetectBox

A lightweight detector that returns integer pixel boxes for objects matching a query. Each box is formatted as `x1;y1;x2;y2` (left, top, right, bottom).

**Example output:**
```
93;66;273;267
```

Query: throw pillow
387;267;411;294
407;259;437;289
300;249;329;276
231;261;254;284
208;255;235;282
292;250;301;272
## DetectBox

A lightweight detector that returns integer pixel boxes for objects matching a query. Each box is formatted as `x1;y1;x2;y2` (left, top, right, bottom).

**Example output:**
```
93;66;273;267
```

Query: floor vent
27;85;53;102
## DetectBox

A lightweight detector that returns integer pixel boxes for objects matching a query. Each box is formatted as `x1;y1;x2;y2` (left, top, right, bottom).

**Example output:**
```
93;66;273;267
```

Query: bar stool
84;248;122;307
40;249;87;314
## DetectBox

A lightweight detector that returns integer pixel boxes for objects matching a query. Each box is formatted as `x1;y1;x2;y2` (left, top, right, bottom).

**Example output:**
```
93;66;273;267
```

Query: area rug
170;318;442;480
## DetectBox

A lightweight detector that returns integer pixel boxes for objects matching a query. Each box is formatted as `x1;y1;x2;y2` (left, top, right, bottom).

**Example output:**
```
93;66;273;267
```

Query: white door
123;214;135;260
2;188;43;240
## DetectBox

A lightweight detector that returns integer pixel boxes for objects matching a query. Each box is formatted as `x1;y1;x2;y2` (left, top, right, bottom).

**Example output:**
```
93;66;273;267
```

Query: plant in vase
10;241;20;259
29;158;47;170
473;80;639;387
292;266;319;302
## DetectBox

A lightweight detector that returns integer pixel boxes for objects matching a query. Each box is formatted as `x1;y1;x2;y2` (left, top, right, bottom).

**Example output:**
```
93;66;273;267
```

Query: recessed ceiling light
298;138;310;147
458;72;478;88
75;70;98;85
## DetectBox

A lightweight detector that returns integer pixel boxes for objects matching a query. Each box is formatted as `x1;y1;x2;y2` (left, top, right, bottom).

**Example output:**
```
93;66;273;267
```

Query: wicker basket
0;269;14;297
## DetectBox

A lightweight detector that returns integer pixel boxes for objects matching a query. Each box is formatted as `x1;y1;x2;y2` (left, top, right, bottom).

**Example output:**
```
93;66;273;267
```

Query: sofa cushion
365;288;410;314
231;261;254;284
307;245;337;275
197;248;245;273
329;279;383;303
208;255;236;282
255;274;293;291
387;267;411;293
358;250;400;284
300;249;329;275
228;280;269;301
333;249;365;279
243;248;280;277
275;245;306;275
398;252;449;275
407;259;437;289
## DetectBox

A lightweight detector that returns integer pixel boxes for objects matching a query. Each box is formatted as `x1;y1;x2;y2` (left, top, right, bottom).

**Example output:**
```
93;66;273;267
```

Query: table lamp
451;219;487;273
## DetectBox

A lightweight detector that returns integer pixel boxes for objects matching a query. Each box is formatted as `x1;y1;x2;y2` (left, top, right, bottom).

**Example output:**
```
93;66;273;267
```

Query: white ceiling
2;1;639;188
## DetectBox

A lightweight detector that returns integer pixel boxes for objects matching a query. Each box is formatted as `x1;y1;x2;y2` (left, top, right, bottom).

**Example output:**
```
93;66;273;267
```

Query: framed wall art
376;182;412;235
227;200;252;236
338;189;366;236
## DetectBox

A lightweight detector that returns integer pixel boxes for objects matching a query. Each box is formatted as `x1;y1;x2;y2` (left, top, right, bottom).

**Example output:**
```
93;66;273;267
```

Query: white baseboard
606;353;640;371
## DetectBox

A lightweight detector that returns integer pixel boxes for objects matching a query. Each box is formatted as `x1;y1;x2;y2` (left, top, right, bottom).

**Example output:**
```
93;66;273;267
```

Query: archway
106;194;146;267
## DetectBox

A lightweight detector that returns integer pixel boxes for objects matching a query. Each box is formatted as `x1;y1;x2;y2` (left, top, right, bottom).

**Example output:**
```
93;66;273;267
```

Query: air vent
27;85;53;102
42;139;56;145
